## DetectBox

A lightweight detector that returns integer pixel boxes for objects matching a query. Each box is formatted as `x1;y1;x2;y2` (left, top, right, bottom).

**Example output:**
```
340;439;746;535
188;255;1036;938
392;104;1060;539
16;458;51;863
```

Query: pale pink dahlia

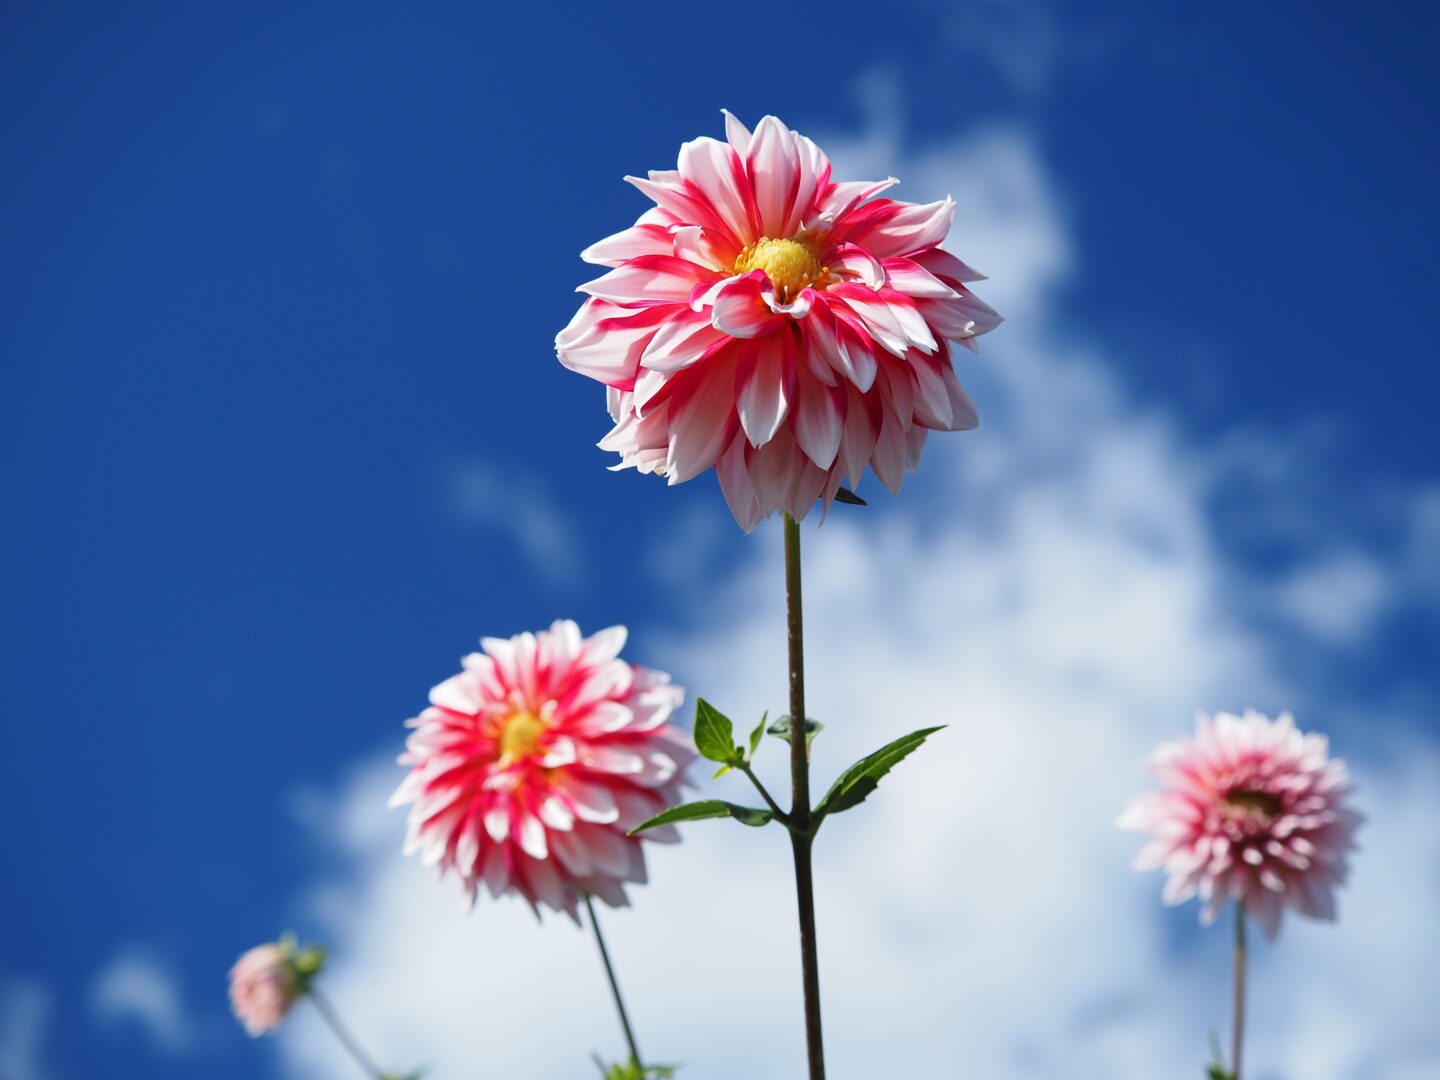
229;943;299;1037
1119;710;1361;938
556;112;1001;530
390;620;693;918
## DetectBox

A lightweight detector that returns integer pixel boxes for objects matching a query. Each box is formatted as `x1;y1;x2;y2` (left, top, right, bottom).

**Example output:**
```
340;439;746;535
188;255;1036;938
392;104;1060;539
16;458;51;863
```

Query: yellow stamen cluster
498;710;547;765
733;236;829;303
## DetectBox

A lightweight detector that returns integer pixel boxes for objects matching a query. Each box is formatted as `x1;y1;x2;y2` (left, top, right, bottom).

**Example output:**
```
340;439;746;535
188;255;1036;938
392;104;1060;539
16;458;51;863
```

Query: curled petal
829;243;886;289
711;272;783;338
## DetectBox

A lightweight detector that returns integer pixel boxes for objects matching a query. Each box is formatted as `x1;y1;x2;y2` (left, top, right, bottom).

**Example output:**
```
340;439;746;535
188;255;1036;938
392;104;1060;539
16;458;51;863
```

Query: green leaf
595;1062;679;1080
710;763;733;780
746;711;768;761
814;726;945;818
693;698;739;765
767;715;824;745
629;799;773;834
1206;1031;1232;1080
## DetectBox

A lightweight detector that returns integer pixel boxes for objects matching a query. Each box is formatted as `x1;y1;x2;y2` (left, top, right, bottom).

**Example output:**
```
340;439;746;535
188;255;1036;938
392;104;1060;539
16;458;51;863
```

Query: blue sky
3;3;1438;1079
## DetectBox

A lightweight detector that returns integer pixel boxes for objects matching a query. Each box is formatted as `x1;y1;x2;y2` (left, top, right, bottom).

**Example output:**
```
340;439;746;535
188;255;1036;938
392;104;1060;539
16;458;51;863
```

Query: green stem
783;513;826;1080
1232;902;1247;1080
584;893;643;1072
738;762;791;827
306;986;387;1080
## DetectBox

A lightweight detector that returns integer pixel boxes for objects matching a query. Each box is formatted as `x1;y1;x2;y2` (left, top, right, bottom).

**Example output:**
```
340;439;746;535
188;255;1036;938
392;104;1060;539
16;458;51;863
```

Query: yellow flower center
498;710;547;765
734;236;828;302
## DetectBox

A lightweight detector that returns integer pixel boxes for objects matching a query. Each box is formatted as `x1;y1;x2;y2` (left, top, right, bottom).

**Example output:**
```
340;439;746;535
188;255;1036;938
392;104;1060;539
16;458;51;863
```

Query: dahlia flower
556;112;1001;530
390;620;692;919
229;942;301;1037
1119;710;1361;938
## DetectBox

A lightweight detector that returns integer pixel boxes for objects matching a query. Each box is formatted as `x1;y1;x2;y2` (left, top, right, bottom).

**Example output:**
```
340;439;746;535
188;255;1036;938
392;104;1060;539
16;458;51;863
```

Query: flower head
1118;710;1361;938
229;939;318;1037
390;620;693;919
556;112;1001;530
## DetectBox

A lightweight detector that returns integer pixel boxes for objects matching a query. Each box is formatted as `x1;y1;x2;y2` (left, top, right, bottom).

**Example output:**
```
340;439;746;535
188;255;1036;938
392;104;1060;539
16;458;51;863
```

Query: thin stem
783;513;826;1080
1232;901;1247;1080
738;762;791;827
306;986;386;1080
784;514;811;823
583;893;643;1071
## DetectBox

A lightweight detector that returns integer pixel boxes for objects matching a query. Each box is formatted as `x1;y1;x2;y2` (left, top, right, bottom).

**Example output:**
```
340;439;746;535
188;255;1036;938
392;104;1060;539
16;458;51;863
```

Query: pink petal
677;136;758;247
555;299;669;388
578;255;713;305
746;116;803;239
819;176;899;221
641;311;728;373
839;196;955;258
912;247;988;284
721;108;752;156
880;256;960;299
665;363;741;482
792;375;844;469
581;224;674;267
735;334;793;447
829;242;886;289
711;272;783;338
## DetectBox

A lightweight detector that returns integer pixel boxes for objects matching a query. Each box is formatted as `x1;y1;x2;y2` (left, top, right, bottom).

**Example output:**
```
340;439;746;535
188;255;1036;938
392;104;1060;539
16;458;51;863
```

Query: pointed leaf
710;763;733;781
815;726;944;818
693;698;739;765
746;711;768;760
629;799;773;834
834;487;868;505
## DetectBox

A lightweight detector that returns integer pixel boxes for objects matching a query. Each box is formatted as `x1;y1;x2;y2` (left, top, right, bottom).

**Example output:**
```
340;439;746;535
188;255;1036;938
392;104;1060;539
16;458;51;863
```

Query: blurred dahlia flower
229;942;302;1037
390;620;692;919
1119;710;1361;938
556;112;1000;529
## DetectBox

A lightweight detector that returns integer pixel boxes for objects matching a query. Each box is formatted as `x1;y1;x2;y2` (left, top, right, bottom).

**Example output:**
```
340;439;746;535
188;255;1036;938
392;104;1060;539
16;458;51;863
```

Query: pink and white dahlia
390;620;693;919
556;112;1001;530
229;943;300;1037
1118;710;1361;938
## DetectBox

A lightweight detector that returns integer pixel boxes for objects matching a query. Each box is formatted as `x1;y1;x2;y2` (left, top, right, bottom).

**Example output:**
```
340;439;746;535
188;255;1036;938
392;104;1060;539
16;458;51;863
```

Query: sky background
4;2;1439;1079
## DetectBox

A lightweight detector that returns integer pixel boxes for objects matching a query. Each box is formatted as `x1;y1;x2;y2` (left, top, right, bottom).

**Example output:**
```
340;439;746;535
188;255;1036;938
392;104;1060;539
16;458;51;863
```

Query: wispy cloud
0;978;53;1080
278;94;1440;1080
928;0;1064;97
89;948;192;1058
444;457;584;590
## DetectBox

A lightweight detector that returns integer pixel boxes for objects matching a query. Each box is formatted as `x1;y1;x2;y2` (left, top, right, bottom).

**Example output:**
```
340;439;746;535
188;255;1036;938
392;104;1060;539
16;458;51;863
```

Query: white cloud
1274;551;1391;644
278;106;1440;1080
0;978;53;1080
900;0;1065;98
445;457;584;590
89;948;192;1058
